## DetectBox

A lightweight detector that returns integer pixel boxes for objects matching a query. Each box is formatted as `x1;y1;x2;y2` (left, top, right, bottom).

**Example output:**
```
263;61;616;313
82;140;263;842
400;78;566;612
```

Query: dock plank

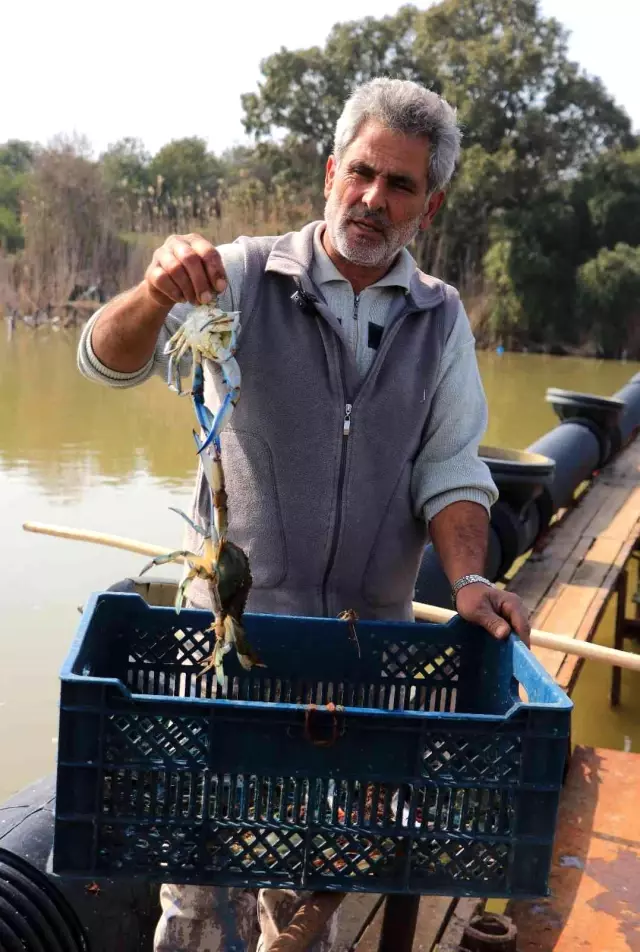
508;746;640;952
433;898;482;952
335;895;381;950
345;895;451;951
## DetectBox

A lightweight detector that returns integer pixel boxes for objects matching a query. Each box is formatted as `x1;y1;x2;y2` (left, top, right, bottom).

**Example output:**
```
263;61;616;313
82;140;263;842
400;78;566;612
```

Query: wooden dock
336;434;640;949
508;746;640;952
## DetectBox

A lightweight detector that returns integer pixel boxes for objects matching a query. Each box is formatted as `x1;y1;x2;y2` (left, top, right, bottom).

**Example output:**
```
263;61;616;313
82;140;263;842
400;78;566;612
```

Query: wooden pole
22;521;184;563
22;521;640;672
412;600;640;673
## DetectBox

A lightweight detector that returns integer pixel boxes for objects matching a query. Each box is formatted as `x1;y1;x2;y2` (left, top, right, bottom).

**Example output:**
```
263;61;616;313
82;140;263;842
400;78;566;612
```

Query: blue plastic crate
53;592;572;898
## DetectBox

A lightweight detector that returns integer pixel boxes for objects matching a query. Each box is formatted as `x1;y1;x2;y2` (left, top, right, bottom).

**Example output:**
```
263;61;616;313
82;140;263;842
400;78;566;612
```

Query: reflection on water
0;323;639;800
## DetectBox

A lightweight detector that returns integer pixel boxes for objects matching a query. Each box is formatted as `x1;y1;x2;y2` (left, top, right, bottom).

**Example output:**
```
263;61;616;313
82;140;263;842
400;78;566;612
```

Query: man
79;77;530;952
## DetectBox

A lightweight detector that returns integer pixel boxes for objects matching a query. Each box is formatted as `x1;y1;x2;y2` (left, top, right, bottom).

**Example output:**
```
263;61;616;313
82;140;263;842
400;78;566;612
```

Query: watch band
451;574;494;608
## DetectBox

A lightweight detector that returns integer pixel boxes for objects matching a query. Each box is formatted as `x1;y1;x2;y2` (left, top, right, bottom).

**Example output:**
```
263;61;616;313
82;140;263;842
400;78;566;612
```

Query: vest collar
264;220;445;312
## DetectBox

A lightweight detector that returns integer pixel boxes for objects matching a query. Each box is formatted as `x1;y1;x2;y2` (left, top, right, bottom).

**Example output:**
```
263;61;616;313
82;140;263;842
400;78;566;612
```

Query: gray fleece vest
185;221;459;621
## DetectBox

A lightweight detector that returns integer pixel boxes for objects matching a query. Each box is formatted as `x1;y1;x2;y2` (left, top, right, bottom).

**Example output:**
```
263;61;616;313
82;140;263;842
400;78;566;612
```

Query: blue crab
140;298;262;684
164;301;242;458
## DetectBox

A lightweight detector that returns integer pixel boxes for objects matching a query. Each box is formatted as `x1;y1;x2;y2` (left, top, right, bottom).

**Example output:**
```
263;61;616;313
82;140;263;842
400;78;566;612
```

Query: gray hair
333;78;462;193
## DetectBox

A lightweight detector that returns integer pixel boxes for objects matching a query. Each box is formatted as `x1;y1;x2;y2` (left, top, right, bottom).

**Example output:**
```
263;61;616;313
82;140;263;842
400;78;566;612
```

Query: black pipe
527;422;601;515
545;388;625;465
0;777;158;952
612;371;640;447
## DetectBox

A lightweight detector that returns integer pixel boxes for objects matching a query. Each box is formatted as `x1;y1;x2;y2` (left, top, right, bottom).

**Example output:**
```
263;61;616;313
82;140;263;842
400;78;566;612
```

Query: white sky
3;0;638;158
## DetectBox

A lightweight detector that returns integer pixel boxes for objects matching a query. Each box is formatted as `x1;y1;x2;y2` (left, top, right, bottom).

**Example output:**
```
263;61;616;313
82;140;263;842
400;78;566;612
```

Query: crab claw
196;389;240;454
168;507;209;538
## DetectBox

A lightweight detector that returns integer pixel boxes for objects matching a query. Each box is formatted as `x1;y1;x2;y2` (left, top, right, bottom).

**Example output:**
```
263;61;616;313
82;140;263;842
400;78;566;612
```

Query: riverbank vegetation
1;0;639;357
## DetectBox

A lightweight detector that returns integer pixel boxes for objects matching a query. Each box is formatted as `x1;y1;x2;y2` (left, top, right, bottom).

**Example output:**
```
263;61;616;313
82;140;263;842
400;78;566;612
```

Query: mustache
346;204;391;231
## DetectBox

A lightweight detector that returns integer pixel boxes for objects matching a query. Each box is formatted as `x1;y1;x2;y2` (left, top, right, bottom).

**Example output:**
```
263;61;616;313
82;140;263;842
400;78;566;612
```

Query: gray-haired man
79;77;530;951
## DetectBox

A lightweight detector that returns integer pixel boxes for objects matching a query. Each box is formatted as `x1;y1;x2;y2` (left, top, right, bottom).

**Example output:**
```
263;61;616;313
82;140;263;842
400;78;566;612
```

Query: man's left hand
454;583;531;647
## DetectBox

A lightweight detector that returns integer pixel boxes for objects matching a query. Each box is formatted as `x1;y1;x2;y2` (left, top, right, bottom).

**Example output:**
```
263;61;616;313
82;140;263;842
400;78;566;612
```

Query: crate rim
60;591;573;722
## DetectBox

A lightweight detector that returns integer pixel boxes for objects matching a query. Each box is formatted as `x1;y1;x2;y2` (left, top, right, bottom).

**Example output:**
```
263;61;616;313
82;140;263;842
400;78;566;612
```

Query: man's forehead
342;121;430;178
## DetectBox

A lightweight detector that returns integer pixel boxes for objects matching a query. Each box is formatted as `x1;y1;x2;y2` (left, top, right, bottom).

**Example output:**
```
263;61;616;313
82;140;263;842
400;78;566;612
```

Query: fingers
455;584;510;640
455;584;531;645
145;234;227;306
186;234;227;295
144;263;184;306
474;601;511;641
496;591;532;647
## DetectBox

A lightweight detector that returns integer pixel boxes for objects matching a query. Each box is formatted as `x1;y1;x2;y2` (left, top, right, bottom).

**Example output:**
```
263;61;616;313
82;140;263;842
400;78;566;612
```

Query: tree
0;140;33;252
573;146;640;253
482;188;584;348
576;244;640;357
20;139;122;306
241;6;425;158
241;0;631;179
0;140;34;175
240;0;633;298
149;137;223;197
0;206;23;253
100;137;150;193
414;0;632;177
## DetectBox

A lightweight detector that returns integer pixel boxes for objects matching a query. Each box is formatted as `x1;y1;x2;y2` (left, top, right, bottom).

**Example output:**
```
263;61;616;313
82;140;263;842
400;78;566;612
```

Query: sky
3;0;638;159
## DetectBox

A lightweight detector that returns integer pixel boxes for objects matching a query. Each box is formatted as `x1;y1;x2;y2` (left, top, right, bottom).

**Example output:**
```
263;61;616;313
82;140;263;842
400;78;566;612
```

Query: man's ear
419;190;446;230
324;154;337;200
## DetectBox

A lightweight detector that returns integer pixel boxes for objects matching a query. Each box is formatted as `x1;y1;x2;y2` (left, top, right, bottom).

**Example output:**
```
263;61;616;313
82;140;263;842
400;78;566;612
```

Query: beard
324;191;423;267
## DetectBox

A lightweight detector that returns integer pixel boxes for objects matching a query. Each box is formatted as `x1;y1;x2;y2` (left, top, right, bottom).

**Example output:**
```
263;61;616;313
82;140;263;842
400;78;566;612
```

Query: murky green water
1;323;638;800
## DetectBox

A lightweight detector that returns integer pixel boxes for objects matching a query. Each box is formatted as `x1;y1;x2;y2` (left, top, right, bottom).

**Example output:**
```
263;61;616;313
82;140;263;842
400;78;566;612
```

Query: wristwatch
451;574;494;608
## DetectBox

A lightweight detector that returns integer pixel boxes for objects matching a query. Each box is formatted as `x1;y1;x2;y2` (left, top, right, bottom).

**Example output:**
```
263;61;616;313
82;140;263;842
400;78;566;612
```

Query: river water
0;323;638;801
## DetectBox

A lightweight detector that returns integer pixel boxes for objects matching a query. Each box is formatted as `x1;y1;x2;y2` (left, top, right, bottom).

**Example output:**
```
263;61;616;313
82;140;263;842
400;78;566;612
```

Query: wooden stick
22;521;640;673
22;521;186;564
412;600;640;673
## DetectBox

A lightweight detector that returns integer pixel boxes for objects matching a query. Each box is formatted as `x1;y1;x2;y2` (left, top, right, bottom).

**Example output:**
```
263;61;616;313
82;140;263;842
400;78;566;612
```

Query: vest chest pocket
361;461;428;608
219;428;288;589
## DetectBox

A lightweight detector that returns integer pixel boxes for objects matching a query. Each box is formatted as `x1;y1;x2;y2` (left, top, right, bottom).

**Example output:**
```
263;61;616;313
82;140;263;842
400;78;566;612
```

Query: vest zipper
322;400;352;615
353;294;360;320
343;402;352;435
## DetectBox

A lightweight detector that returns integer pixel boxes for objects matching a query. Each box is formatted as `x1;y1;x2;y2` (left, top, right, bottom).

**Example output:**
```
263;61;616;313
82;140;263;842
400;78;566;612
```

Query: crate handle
303;703;346;747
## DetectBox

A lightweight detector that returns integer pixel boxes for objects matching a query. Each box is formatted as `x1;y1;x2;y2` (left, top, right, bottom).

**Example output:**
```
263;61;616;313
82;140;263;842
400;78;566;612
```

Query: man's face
324;119;444;268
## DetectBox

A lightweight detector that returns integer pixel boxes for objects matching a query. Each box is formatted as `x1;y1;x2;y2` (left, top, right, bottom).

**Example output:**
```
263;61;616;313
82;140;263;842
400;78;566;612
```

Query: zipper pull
343;403;353;436
353;294;360;320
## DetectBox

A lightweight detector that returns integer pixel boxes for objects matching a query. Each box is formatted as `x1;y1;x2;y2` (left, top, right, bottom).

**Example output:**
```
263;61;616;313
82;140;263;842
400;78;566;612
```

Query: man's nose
362;177;387;212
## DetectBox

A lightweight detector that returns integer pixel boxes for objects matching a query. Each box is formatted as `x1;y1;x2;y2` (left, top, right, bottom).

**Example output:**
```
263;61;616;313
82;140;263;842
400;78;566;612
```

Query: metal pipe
526;422;601;515
612;371;640;446
0;778;157;952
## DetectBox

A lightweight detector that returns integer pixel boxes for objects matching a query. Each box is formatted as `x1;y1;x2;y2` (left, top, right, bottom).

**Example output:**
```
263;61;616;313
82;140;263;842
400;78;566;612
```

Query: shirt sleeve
411;300;498;525
76;241;247;389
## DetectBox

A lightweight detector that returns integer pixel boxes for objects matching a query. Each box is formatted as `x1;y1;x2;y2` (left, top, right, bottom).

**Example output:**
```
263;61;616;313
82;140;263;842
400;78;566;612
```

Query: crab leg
138;550;195;575
191;358;241;454
174;570;197;612
168;507;209;538
196;390;239;453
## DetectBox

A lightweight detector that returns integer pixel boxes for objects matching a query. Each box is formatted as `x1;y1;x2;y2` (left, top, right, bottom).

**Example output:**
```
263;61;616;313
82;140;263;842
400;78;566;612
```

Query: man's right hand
88;233;229;375
144;233;228;309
